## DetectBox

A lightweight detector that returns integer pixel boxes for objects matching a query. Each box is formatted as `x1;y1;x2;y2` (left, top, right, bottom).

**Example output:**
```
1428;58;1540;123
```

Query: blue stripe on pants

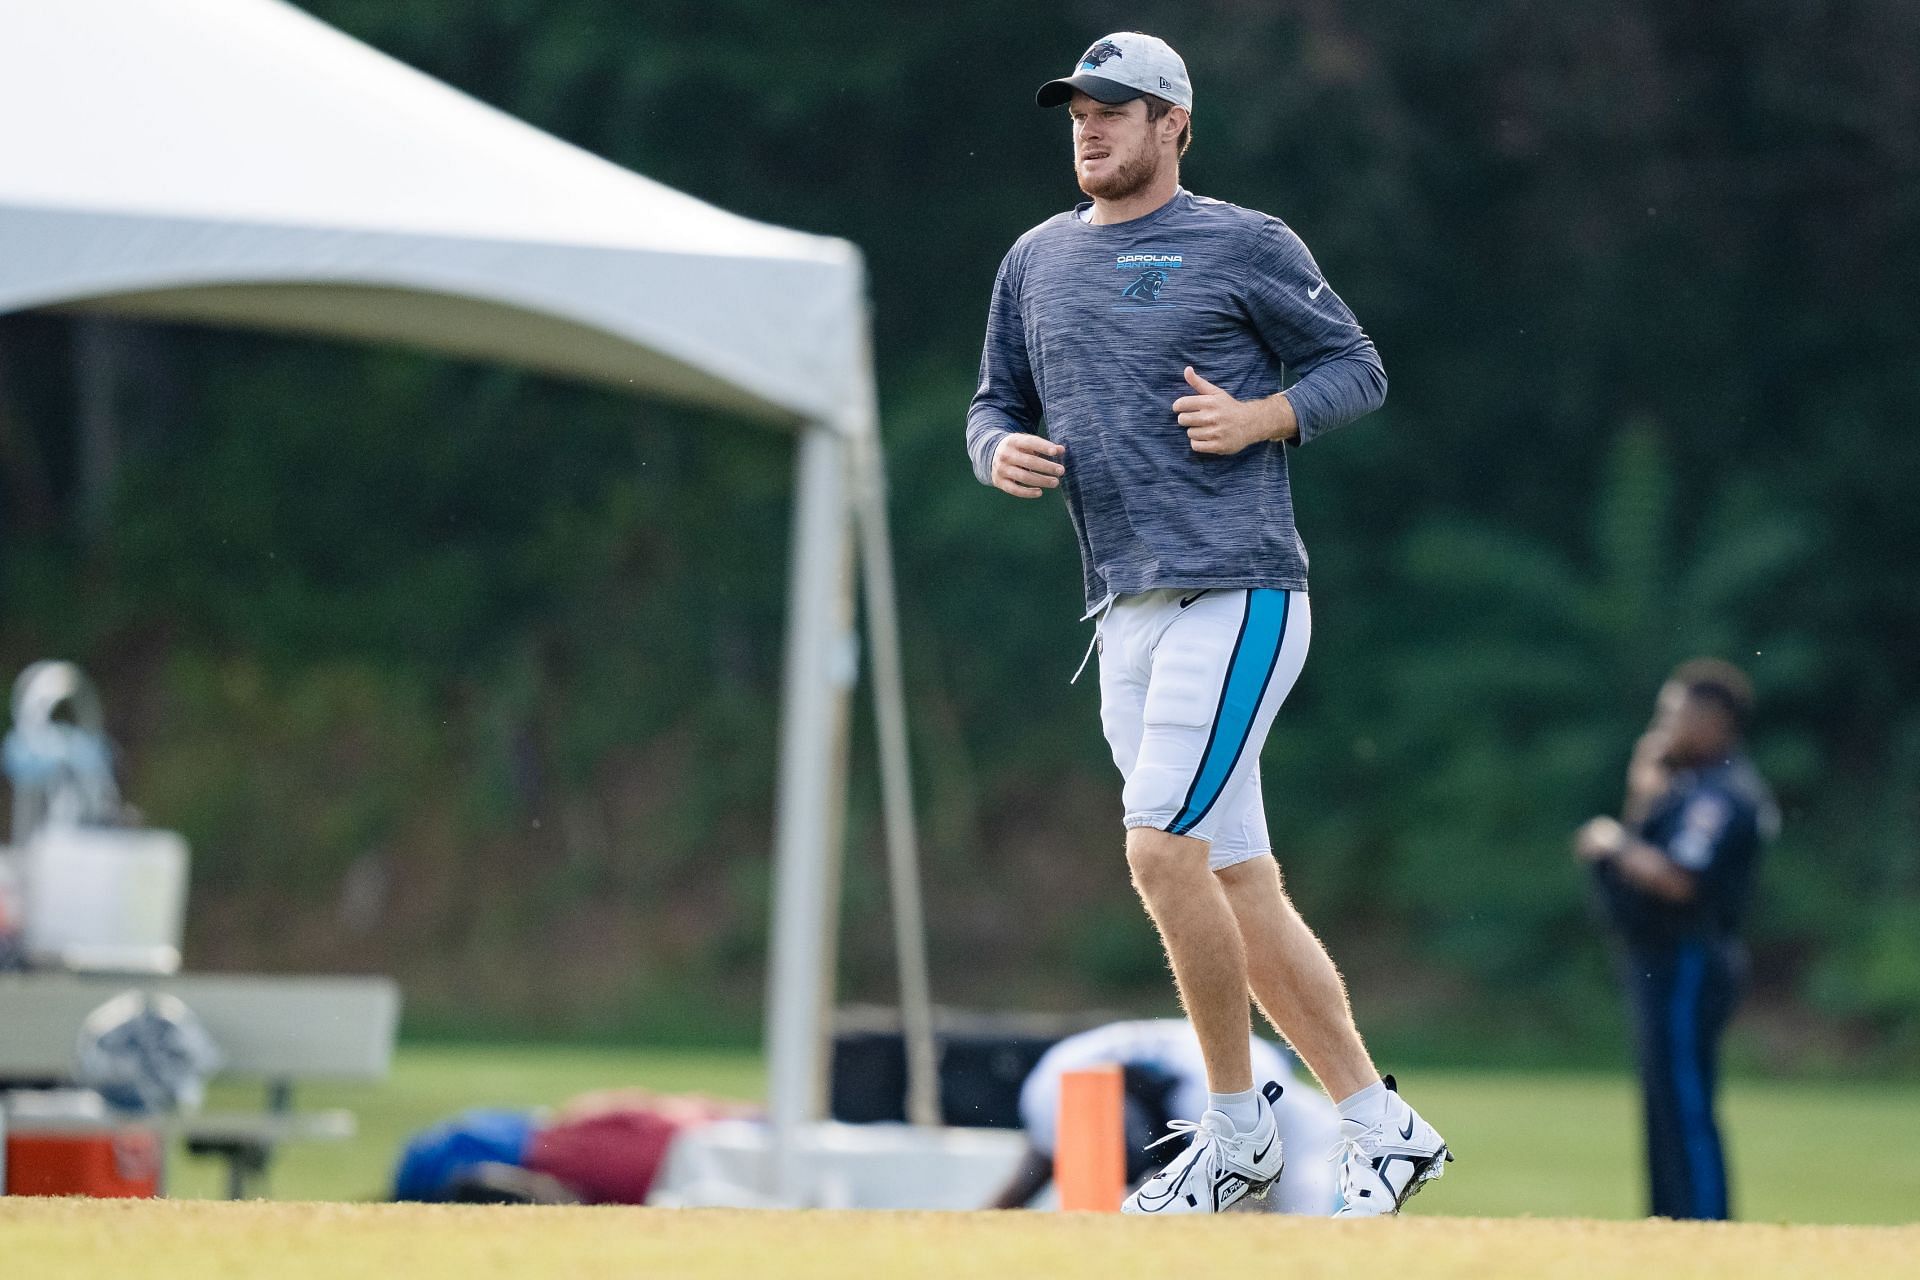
1168;590;1290;836
1669;942;1727;1219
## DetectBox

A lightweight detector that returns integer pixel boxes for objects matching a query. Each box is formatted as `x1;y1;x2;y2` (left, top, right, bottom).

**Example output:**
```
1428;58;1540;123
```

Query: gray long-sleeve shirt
966;188;1387;612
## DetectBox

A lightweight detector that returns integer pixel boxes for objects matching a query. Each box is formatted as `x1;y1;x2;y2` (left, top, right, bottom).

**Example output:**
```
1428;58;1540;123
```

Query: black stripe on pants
1617;936;1743;1220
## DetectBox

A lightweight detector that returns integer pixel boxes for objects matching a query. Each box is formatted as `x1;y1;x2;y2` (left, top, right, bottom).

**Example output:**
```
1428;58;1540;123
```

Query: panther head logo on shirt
1080;40;1125;70
1122;269;1168;303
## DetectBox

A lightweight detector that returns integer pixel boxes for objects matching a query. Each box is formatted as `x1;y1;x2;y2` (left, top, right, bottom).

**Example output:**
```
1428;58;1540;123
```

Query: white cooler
15;827;189;974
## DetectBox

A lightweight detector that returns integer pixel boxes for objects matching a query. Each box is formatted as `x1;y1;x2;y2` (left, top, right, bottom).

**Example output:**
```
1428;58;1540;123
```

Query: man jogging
966;32;1450;1215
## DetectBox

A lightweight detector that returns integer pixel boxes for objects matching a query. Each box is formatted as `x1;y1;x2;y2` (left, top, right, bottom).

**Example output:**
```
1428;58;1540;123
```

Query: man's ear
1167;107;1189;141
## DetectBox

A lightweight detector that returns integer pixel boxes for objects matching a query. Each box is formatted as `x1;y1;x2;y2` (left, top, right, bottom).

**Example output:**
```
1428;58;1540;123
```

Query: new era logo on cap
1036;32;1193;111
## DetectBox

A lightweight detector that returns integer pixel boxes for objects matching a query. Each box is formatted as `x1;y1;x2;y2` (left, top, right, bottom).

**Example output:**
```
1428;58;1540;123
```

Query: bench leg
228;1146;270;1200
185;1140;274;1200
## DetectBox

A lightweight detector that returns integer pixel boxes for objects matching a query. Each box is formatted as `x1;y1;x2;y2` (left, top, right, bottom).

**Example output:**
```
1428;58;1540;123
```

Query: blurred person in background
988;1019;1338;1214
1575;658;1779;1220
393;1089;757;1205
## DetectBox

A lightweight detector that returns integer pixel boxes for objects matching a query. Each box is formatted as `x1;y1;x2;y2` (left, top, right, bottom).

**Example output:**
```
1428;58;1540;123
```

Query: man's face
1651;680;1735;765
1068;92;1163;200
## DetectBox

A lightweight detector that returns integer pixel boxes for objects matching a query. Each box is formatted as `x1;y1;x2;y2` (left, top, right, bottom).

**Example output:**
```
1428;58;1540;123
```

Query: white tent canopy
0;0;865;426
0;0;936;1190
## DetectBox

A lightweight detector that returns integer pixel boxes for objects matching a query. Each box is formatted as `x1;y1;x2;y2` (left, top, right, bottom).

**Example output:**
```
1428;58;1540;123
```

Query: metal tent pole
764;421;856;1201
850;424;941;1129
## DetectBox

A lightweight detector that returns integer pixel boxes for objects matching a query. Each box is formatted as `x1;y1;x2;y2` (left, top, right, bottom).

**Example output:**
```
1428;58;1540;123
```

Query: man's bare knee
1215;857;1266;885
1126;827;1210;899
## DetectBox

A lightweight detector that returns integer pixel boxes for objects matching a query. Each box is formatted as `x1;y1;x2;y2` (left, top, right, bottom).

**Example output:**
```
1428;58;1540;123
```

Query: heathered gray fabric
967;188;1387;612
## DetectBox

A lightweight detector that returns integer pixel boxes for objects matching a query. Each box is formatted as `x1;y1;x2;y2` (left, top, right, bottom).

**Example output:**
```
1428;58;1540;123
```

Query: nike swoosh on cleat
1399;1113;1415;1141
1251;1133;1275;1164
1132;1181;1181;1211
1133;1153;1203;1211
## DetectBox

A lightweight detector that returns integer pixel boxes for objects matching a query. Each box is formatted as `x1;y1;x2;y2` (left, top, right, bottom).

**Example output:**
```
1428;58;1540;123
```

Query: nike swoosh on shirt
1308;280;1327;300
1179;591;1207;609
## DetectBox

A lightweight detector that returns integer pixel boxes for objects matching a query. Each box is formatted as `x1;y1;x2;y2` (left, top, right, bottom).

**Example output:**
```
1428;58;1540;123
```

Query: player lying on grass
393;1089;755;1205
967;31;1450;1215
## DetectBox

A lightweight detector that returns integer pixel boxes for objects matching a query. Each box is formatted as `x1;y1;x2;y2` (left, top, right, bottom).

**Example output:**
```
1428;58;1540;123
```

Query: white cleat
1331;1075;1451;1217
1122;1080;1285;1215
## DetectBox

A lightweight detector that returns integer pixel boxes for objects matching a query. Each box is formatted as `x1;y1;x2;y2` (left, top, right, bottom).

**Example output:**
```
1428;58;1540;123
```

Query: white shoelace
1146;1117;1212;1153
1328;1127;1385;1204
1327;1129;1382;1166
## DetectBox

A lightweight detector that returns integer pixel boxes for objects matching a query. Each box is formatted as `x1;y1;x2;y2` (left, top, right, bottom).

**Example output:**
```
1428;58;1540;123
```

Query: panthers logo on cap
1080;39;1124;70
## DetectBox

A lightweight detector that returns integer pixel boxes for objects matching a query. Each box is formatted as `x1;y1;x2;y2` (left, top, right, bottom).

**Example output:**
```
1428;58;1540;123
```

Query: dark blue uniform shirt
1597;756;1778;943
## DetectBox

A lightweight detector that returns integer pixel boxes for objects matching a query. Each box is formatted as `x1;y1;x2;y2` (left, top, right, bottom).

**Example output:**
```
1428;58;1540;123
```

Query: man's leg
1212;843;1450;1216
1215;856;1378;1102
1118;589;1308;1098
1627;944;1694;1218
1696;942;1745;1219
1117;590;1446;1214
1100;599;1256;1085
1122;822;1286;1215
1126;826;1253;1093
1668;940;1734;1219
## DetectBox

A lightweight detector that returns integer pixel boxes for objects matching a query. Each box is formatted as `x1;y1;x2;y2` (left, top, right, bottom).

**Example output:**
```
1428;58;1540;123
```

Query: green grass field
6;1201;1918;1280
154;1044;1918;1225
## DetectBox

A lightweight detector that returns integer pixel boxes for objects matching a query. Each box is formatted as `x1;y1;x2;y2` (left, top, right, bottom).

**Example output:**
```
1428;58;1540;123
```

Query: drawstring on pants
1071;593;1116;685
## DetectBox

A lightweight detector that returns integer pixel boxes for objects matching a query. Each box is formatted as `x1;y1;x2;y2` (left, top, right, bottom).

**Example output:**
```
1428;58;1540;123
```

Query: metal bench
0;971;400;1198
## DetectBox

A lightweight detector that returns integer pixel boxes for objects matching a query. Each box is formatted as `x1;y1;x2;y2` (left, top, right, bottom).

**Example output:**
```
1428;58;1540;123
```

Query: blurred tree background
2;0;1916;1066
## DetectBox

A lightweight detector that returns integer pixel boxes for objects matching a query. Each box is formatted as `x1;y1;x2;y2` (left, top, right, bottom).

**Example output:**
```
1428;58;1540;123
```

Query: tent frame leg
851;429;940;1129
764;423;856;1201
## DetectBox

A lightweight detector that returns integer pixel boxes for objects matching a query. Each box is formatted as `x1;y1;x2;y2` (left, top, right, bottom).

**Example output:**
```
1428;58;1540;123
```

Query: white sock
1209;1086;1262;1133
1336;1079;1389;1123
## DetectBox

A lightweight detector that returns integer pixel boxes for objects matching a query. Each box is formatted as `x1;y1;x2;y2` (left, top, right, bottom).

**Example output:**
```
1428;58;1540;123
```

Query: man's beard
1077;146;1160;201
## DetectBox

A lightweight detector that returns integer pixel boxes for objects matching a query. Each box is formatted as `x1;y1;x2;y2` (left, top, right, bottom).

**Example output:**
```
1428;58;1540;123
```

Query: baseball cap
1036;32;1193;111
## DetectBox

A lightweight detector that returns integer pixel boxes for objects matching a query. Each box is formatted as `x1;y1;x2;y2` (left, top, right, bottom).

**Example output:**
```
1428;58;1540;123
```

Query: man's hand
1574;814;1697;902
1574;816;1628;864
991;433;1065;499
1172;366;1298;455
1624;728;1673;821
